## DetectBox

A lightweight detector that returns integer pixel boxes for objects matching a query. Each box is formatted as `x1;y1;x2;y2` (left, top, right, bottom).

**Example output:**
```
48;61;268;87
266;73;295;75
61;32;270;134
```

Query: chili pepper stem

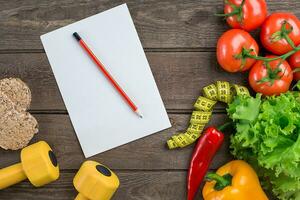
217;122;233;132
206;172;232;191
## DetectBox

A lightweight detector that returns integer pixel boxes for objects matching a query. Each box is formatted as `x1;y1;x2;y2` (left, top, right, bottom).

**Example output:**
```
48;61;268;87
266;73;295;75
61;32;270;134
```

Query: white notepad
41;4;171;157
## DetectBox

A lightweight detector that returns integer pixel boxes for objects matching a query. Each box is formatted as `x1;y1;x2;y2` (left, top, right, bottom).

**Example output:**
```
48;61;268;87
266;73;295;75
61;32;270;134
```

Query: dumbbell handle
75;193;89;200
0;163;27;190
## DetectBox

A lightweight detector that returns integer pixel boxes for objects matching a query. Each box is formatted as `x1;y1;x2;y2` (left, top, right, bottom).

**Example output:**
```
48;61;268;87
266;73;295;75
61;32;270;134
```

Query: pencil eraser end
73;32;81;41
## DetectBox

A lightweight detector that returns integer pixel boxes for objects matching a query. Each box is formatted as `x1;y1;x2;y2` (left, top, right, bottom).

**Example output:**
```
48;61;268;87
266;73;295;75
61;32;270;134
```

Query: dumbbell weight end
75;193;89;200
0;163;27;190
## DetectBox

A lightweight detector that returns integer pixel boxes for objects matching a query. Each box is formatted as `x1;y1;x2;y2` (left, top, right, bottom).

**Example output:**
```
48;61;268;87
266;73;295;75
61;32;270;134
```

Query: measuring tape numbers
167;81;250;149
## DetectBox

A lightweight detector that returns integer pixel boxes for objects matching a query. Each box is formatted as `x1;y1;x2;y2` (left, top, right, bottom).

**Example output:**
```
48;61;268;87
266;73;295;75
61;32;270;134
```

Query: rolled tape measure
167;81;250;149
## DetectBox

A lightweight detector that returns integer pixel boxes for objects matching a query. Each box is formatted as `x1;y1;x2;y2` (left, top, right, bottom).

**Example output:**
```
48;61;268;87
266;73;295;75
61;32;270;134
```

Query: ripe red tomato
217;29;259;73
249;56;293;96
260;13;300;55
224;0;267;31
288;51;300;81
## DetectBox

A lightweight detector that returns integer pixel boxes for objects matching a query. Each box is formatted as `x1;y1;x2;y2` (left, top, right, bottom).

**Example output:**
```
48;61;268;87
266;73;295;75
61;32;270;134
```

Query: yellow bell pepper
202;160;268;200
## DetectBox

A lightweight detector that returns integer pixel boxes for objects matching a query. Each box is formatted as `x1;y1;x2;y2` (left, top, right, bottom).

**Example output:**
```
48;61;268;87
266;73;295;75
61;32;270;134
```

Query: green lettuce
228;92;300;200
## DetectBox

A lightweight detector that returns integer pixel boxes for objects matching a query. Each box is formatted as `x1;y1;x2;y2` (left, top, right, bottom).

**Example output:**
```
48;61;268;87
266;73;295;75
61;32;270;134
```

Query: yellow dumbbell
0;141;60;189
73;161;120;200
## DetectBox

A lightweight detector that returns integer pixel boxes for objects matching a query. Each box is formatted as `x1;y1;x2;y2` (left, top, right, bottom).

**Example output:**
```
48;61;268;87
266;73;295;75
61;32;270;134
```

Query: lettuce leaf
228;92;300;200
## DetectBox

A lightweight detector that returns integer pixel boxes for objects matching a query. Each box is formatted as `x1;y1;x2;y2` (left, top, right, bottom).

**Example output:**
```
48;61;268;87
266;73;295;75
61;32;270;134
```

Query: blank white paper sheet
41;4;171;157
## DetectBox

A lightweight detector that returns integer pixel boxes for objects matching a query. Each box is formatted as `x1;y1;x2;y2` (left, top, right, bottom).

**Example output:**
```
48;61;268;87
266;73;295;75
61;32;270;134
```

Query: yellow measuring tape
167;81;250;149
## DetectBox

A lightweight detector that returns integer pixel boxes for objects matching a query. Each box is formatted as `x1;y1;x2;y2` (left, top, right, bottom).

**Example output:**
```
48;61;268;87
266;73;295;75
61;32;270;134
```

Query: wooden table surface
0;0;298;199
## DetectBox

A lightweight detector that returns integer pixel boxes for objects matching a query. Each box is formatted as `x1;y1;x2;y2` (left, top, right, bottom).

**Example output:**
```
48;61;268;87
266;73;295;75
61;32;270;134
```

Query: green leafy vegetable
228;92;300;200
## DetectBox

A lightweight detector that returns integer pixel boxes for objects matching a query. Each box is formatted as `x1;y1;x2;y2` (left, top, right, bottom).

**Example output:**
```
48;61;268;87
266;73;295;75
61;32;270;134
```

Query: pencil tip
135;109;143;118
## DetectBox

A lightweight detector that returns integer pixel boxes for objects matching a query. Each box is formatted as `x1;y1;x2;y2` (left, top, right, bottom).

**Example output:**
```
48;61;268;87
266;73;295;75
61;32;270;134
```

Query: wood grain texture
0;0;291;199
0;0;300;50
0;52;246;111
0;171;202;200
0;113;232;170
0;170;275;200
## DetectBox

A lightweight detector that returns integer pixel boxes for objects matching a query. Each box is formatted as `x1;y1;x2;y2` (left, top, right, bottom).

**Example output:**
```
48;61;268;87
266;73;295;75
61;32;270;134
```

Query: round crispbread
0;78;38;150
0;78;31;111
0;113;38;150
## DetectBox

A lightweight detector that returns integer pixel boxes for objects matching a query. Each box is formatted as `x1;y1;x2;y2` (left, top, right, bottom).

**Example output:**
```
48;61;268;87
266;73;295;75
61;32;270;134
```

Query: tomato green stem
293;68;300;73
292;80;300;90
256;62;283;86
215;10;239;17
215;0;245;22
281;21;296;49
246;46;300;62
283;33;296;49
240;0;246;7
243;21;299;64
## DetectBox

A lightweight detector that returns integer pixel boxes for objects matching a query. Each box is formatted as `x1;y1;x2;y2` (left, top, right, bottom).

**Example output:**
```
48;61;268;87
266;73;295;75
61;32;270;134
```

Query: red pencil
73;32;143;118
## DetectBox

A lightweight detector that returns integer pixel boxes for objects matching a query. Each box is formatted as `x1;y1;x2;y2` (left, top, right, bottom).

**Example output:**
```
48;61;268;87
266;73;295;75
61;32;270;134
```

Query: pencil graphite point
135;109;143;118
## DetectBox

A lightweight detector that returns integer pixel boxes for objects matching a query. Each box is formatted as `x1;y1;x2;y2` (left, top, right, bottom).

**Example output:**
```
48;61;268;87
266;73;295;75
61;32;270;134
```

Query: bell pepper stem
206;172;232;191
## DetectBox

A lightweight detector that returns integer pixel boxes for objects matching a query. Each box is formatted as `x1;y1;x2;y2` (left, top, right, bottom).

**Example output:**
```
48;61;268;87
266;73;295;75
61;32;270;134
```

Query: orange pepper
202;160;268;200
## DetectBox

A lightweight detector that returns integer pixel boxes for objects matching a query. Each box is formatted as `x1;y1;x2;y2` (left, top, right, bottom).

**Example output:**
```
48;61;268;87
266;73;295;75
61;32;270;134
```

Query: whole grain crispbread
0;78;38;150
0;78;31;111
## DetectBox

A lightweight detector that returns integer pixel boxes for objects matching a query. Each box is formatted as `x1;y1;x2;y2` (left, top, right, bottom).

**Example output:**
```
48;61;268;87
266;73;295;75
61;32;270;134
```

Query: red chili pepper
187;126;225;200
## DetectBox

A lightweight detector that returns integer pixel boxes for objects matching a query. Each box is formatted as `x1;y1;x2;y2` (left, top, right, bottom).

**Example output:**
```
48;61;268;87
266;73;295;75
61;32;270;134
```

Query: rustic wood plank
0;113;232;170
0;52;246;111
0;170;275;200
0;171;201;200
0;0;300;50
